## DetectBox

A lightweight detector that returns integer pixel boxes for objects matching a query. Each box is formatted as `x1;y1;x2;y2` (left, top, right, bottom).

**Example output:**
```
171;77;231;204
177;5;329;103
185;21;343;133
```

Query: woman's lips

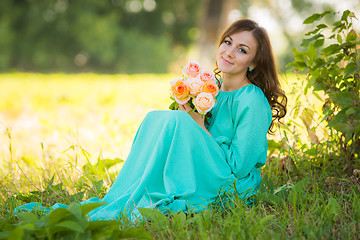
222;57;233;65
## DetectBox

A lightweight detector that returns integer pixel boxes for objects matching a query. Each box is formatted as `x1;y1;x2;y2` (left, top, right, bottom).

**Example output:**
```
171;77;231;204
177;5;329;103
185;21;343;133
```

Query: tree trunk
197;0;237;69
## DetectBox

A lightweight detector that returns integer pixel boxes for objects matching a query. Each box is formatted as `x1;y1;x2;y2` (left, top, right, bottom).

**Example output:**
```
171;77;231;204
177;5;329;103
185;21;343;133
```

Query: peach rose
201;80;219;97
186;76;204;97
182;61;201;79
170;77;182;86
194;92;215;114
170;78;190;105
200;70;215;82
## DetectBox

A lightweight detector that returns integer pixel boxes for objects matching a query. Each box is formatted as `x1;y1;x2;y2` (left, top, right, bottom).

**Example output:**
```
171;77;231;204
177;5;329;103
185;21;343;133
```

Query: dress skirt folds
17;84;272;221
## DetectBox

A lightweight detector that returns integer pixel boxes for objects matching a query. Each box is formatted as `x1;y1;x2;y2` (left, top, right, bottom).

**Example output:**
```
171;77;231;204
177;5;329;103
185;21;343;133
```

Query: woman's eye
224;40;231;45
238;48;247;54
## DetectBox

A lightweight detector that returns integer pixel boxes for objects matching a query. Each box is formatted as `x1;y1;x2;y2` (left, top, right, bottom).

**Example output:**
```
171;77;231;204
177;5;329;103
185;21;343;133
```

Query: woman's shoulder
235;85;272;123
234;84;267;102
233;84;271;113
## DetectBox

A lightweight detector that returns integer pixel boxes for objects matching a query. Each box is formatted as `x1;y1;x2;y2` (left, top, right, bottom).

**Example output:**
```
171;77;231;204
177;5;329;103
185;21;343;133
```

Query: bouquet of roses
169;61;219;119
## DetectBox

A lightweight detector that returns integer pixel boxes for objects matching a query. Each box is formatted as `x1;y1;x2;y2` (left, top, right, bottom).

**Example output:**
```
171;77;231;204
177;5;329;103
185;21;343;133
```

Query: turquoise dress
17;84;272;221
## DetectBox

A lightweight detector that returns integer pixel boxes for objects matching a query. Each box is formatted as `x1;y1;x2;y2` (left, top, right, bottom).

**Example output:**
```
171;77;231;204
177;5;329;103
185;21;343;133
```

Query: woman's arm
215;88;272;178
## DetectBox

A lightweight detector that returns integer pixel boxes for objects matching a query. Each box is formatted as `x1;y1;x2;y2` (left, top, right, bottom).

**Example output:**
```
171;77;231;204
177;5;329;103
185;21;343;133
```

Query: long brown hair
215;19;287;133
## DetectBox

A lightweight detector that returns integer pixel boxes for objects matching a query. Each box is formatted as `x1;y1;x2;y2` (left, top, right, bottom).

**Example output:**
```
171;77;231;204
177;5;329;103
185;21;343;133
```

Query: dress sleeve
214;87;272;179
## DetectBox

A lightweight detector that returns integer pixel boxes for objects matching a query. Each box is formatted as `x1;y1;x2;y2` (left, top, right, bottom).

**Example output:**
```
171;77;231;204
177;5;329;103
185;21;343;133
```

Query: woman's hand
178;103;211;136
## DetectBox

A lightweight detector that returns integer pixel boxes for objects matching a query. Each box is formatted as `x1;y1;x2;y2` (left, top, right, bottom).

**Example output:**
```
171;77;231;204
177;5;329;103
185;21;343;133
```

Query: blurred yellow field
0;73;324;194
0;73;176;192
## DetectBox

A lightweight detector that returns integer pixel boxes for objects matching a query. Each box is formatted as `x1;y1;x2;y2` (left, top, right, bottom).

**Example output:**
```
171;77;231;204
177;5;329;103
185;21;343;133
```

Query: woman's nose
225;47;235;57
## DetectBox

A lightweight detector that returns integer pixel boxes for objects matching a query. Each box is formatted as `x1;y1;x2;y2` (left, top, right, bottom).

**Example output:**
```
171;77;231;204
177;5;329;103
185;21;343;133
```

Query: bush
288;10;360;173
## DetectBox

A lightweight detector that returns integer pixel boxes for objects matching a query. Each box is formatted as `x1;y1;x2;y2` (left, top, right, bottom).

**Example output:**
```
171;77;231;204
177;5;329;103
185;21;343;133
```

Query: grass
0;73;359;239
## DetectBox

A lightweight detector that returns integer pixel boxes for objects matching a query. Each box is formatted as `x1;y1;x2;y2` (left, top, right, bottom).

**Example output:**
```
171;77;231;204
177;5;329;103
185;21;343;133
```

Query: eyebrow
227;36;251;50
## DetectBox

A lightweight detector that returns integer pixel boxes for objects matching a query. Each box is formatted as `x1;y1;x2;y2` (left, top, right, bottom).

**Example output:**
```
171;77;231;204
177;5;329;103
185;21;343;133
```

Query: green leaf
80;202;107;215
45;175;55;192
50;183;63;192
307;43;318;65
345;60;357;73
317;24;328;30
305;75;317;94
20;223;36;231
329;91;354;108
0;231;11;239
55;220;85;233
337;123;355;142
346;30;358;43
8;226;24;240
301;33;323;47
323;198;341;221
341;10;351;22
346;107;356;115
348;11;356;18
314;38;325;48
93;179;104;193
287;177;309;202
266;194;283;204
287;61;307;71
355;124;360;137
103;158;123;168
16;212;38;224
312;91;323;101
303;13;321;24
337;34;343;44
81;147;90;161
305;24;328;36
304;147;317;155
187;108;196;115
314;58;326;68
334;21;346;31
327;110;348;128
67;203;83;220
303;11;330;24
86;220;118;231
169;101;178;110
322;44;341;55
171;212;187;230
267;139;283;151
138;208;169;230
70;192;85;202
49;208;71;224
274;184;292;200
259;175;274;194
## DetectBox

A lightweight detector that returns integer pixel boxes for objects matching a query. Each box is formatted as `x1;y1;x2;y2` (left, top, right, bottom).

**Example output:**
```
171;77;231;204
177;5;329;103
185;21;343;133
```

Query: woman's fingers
183;103;192;111
178;103;191;112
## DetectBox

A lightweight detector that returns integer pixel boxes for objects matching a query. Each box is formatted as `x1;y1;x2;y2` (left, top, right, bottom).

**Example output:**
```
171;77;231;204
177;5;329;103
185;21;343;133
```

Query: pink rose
182;61;201;79
200;70;215;82
186;76;204;97
194;92;215;114
201;80;219;97
170;78;190;105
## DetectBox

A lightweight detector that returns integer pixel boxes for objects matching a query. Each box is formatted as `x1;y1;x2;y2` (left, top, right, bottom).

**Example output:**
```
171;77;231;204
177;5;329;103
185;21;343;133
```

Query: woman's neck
221;73;250;91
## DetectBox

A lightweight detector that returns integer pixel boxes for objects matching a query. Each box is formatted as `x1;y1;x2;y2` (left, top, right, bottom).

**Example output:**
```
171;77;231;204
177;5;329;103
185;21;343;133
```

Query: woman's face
216;31;257;78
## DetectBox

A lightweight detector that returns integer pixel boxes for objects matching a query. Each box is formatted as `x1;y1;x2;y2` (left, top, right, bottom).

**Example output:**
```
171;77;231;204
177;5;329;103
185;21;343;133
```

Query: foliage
2;170;360;239
288;10;360;172
0;202;152;240
0;0;200;73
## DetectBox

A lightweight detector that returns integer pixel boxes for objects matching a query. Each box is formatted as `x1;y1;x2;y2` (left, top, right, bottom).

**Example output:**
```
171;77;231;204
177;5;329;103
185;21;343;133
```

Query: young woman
18;19;287;221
